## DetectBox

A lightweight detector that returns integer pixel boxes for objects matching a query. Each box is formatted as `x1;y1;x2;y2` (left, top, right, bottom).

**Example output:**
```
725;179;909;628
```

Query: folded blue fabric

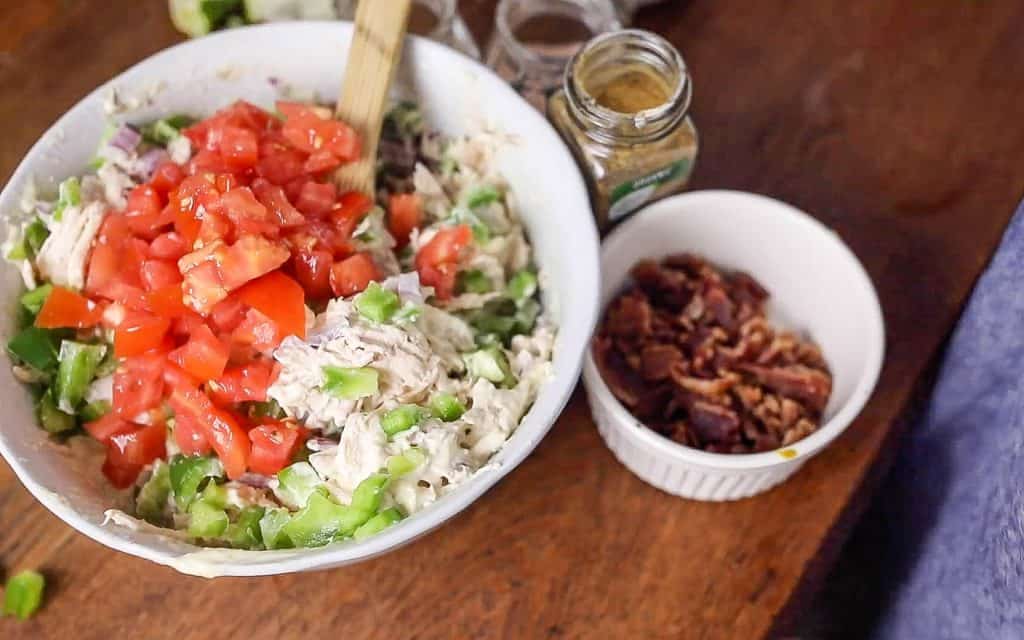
872;203;1024;639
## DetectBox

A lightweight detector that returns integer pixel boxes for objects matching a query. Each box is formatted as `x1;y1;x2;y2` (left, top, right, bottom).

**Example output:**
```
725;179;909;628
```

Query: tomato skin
248;422;303;475
140;259;182;291
251;178;306;228
216;125;259;170
220;186;278;237
169;388;249;479
330;252;381;297
162;361;201;391
293;249;334;299
114;312;171;358
256;149;306;186
35;286;101;329
209;360;276;404
235;271;306;340
168;324;230;382
295;181;337;217
84;413;134;443
108;422;167;467
124;185;167;239
112;354;165;419
102;458;143;490
388;193;422;248
149;231;188;261
173;409;212;456
209;295;247;333
150;162;185;194
415;225;472;300
144;284;190;318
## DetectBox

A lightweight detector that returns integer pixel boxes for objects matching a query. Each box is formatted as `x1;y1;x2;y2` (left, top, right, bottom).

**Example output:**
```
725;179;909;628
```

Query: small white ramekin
583;191;885;501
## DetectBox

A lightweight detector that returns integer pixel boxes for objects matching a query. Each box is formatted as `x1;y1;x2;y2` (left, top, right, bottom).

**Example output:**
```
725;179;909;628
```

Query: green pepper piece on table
2;570;45;620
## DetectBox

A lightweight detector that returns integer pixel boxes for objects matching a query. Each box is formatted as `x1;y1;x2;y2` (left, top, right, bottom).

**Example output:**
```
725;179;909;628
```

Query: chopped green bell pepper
464;346;515;386
79;400;111;422
507;270;538;303
275;461;322;509
38;389;76;434
20;284;53;315
430;393;466;422
188;500;229;538
7;326;59;373
456;269;492;295
353;507;403;541
169;454;224;510
380;405;426;438
55;341;106;413
354;282;401;323
224;506;266;550
259;507;294;550
281;491;370;548
350;472;389;514
322;366;379;400
2;570;45;620
464;184;501;209
53;177;81;221
136;461;171;525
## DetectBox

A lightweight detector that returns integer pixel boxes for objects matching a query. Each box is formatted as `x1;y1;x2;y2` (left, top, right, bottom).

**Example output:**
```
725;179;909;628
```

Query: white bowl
0;23;599;576
582;191;884;500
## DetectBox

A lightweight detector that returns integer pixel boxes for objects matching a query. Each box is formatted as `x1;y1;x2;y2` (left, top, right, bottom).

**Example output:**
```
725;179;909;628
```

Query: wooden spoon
334;0;414;195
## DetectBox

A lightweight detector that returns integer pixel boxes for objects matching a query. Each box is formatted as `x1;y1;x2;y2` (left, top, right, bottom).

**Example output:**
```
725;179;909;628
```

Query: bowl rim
582;189;885;471
0;21;600;576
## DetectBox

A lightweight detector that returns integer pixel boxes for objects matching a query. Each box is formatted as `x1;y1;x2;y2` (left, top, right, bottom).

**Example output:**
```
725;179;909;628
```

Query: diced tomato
171;311;206;337
171;174;221;245
149;231;188;261
168;324;230;381
140;259;182;291
251;178;306;228
281;108;360;162
220;186;278;237
330;252;380;297
275;101;316;120
231;308;282;353
337;190;374;220
102;458;143;490
209;295;247;333
108;423;167;467
35;286;101;329
84;413;133;443
187;148;235;176
256;148;307;185
181;260;228;314
162;361;201;391
295;181;337;217
217;235;290;291
415;224;472;300
124;185;166;239
114;311;171;358
197;208;234;245
209;360;277;405
388;193;422;248
248;422;303;475
293;248;334;299
235;271;306;340
143;284;190;318
303;150;341;174
168;388;249;479
150;162;186;194
215;125;259;170
112;354;165;419
173;409;211;456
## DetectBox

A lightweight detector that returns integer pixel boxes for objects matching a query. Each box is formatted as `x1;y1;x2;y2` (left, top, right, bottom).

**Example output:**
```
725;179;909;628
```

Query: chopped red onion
386;271;424;303
109;125;142;152
237;472;272;488
138;148;170;178
268;76;282;87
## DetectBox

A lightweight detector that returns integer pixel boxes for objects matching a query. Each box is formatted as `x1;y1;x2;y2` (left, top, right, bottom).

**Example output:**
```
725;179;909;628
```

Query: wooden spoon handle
334;0;413;195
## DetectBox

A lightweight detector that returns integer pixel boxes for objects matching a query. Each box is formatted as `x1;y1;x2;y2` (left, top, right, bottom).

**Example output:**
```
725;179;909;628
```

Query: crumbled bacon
593;253;833;453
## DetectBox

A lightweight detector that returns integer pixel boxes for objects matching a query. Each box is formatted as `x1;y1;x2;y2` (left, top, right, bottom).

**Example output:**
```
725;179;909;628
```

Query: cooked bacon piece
593;253;833;453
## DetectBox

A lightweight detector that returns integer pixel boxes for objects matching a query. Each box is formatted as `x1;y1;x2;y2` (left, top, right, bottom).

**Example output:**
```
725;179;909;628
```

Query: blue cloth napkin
872;202;1024;639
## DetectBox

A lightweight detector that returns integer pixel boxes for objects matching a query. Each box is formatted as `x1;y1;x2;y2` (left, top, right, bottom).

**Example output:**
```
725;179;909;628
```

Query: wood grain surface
1;1;1023;639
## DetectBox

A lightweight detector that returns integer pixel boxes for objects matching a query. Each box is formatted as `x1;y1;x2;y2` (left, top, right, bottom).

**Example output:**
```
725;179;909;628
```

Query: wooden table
1;2;1022;638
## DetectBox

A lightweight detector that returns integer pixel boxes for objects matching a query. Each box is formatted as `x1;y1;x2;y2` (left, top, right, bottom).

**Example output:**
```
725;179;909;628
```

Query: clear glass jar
486;0;622;111
336;0;481;59
548;29;698;230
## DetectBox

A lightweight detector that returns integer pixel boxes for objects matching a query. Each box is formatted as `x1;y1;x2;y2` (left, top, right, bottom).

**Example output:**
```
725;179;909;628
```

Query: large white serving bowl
0;22;599;577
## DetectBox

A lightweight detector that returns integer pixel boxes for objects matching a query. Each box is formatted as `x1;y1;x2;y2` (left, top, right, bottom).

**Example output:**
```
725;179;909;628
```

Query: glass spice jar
486;0;622;111
548;29;698;230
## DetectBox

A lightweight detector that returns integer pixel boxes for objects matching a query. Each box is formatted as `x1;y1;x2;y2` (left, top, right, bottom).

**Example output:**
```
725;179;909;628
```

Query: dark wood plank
1;2;1023;639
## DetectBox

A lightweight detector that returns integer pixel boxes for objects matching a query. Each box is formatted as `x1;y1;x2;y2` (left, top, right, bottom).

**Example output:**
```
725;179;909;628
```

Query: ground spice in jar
548;29;698;230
